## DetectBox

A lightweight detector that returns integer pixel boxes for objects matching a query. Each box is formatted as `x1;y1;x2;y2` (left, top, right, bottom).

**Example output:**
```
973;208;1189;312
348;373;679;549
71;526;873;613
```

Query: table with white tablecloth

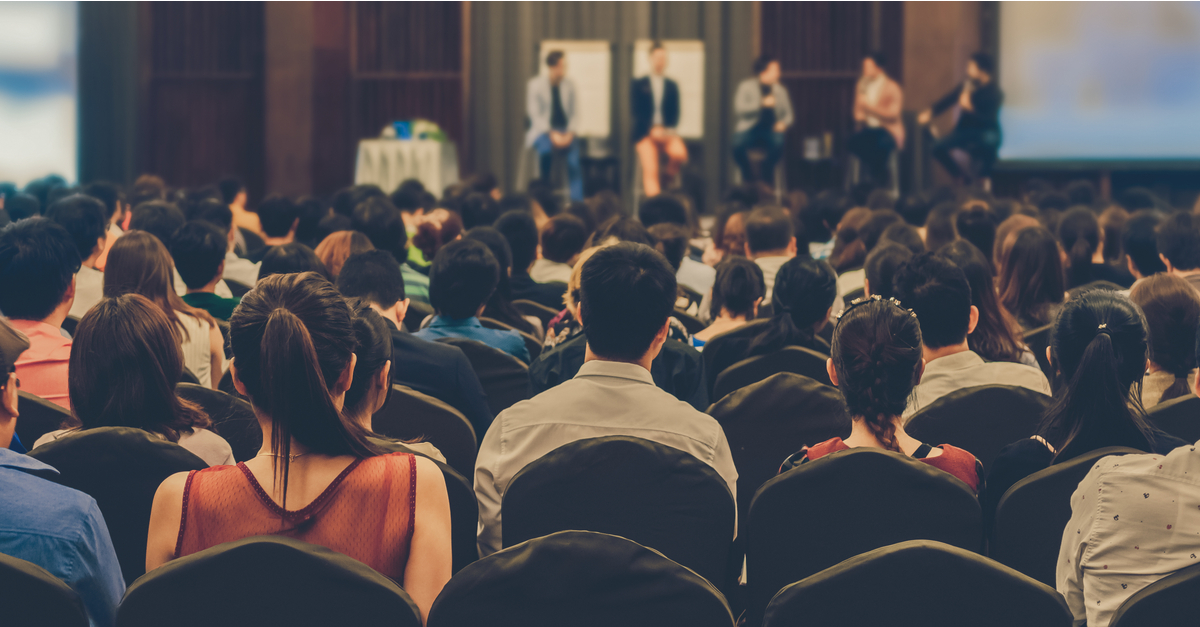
354;139;460;195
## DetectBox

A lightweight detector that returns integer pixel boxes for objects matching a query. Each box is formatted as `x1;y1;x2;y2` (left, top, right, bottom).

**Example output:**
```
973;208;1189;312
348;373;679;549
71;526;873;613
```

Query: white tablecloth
354;139;460;195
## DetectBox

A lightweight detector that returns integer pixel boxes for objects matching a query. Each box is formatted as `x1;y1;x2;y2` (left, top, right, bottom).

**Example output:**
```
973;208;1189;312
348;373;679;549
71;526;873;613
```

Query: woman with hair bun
779;296;980;491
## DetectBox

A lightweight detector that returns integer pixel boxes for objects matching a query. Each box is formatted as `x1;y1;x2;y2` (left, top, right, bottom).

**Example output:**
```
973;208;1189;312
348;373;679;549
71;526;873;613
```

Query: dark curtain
78;1;139;186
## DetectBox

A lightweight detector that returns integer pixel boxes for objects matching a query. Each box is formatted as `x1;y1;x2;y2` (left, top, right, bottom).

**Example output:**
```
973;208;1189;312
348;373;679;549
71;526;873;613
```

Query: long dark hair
1057;207;1101;289
937;240;1025;363
747;257;837;357
70;294;209;441
998;227;1065;327
344;300;394;418
466;226;538;335
104;230;217;341
710;257;765;320
1039;290;1155;462
831;298;924;452
1129;274;1200;405
228;272;381;509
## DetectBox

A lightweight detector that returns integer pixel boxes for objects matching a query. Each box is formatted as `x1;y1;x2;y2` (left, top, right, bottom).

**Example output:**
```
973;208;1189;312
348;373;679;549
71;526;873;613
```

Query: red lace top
175;452;417;580
805;438;980;492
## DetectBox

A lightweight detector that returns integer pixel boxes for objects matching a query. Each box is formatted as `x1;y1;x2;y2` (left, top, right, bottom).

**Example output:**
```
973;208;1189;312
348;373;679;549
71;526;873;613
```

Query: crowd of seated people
3;169;1200;627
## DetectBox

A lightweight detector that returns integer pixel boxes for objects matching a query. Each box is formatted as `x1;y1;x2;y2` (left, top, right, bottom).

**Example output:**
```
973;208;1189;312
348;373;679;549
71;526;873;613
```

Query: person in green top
173;221;242;320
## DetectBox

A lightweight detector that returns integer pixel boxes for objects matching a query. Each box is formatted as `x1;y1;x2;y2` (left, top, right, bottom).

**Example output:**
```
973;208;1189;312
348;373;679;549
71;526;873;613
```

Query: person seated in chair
190;199;261;288
530;213;587;285
632;42;688;198
692;257;764;350
475;242;738;556
46;194;108;320
779;296;980;492
893;253;1050;419
337;250;493;437
173;221;242;321
0;317;126;627
414;239;531;364
244;195;299;264
494;209;568;310
918;52;1003;185
743;205;798;306
733;55;793;184
526;50;583;202
847;51;904;187
639;194;715;297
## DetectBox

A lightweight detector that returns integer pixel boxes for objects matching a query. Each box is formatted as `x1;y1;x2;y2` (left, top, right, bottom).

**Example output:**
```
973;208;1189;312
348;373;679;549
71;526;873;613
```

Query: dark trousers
533;133;583;201
931;126;1001;181
847;127;896;186
732;127;785;184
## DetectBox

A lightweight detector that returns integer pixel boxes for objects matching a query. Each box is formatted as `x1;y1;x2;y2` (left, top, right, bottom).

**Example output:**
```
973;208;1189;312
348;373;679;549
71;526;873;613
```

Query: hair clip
835;294;917;328
1098;323;1108;329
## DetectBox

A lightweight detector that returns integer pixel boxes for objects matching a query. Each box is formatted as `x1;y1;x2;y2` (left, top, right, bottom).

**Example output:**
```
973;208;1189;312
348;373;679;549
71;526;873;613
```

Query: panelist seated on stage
847;51;904;186
525;50;583;202
732;55;793;185
918;52;1004;184
632;42;688;198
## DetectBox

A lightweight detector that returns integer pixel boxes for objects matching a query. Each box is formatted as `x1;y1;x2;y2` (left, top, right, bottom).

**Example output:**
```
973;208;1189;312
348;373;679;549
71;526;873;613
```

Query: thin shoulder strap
913;443;934;459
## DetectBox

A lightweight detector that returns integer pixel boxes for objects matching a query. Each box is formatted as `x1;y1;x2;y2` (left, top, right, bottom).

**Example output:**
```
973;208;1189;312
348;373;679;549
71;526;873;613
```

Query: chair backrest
61;315;80;336
512;299;561;327
0;553;89;627
707;372;850;536
1024;323;1055;387
180;368;200;385
116;536;421;627
479;316;542;361
175;382;261;463
217;367;244;399
28;427;209;585
1147;394;1200;445
680;285;704;311
223;278;252;298
435;337;532;416
372;384;478;479
1110;561;1200;627
842;286;865;307
712;345;832;401
15;391;75;449
905;384;1053;473
404;300;434;333
992;446;1143;587
673;310;706;336
502;436;736;588
746;447;982;626
763;540;1072;627
427;531;734;627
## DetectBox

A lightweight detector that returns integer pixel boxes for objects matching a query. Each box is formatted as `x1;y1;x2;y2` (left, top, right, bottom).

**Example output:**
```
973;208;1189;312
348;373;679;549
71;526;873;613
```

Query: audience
145;272;452;622
826;207;872;274
704;202;749;266
352;195;430;304
1129;274;1200;408
1121;209;1166;290
954;206;997;268
46;195;109;320
494;209;567;309
922;202;959;254
250;195;300;261
936;240;1033;366
743;205;798;306
128;200;185;249
336;250;493;437
779;296;980;490
531;213;588;284
997;226;1066;330
540;247;599;351
639;195;715;296
173;221;242;320
217;177;261;239
257;242;330;282
475;242;737;556
460;192;501;230
465;226;543;339
863;242;912;299
692;257;764;348
1155;211;1200;293
893;253;1050;419
191;198;261;287
1059;207;1131;289
410;207;463;268
314;229;374;280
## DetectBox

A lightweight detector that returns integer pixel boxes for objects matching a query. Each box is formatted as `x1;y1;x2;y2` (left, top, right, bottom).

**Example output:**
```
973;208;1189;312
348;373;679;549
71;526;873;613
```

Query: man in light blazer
525;50;583;201
631;42;688;197
732;55;793;185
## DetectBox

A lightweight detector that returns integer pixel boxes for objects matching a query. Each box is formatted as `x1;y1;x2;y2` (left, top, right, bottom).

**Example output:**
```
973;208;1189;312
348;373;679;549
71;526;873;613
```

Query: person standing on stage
632;42;688;198
918;52;1004;185
525;50;583;202
732;55;793;185
847;52;905;186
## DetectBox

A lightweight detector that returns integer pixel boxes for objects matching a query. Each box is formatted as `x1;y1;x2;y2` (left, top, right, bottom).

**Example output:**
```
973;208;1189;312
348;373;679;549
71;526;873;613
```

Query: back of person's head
954;206;997;269
294;196;328;248
1064;180;1098;208
866;189;895;212
460;192;501;230
70;294;208;440
343;300;394;419
712;202;749;257
129;200;186;247
748;257;837;357
892;252;972;349
0;217;80;321
494;210;538;273
171;221;227;290
5;194;40;221
192;198;234;234
81;181;124;222
1058;207;1101;288
412;208;464;261
710;256;765;320
216;177;244;204
1118;187;1160;212
497;193;534;216
923;202;959;254
878;222;926;256
351;195;407;259
45;184;76;207
541;214;588;264
896;193;932;226
586;190;625;228
258;242;329;282
937;240;1024;363
638;195;689;228
106;230;215;337
1097;205;1128;263
724;183;770;209
579;242;677;362
317;213;352;243
998;226;1065;325
315;230;375;279
336;250;405;308
389;187;423;214
970;51;995;75
864;243;912;299
647;223;689;272
566;201;598;238
831;297;923;451
1156;211;1200;272
45;194;107;262
827;207;872;273
429;238;499;319
594;216;654;247
1043;290;1153;460
1129;274;1200;404
799;190;846;245
257;195;299;238
744;205;794;254
181;187;223;220
1123;210;1167;277
993;214;1041;268
465;226;514;274
859;210;904;253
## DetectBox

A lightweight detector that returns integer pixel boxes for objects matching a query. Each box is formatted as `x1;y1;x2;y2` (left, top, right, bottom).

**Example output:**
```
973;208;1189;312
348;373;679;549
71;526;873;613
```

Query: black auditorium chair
763;540;1071;627
673;311;707;336
180;368;201;386
29;427;208;585
1109;562;1200;627
679;285;705;312
372;384;478;480
1024;323;1055;387
479;317;542;361
992;446;1142;587
707;372;850;536
426;531;735;627
745;448;982;627
61;315;81;337
117;536;422;627
404;300;434;333
15;391;74;450
175;383;261;463
712;345;831;401
501;436;735;589
0;553;89;627
223;278;252;298
512;299;561;328
905;384;1052;473
435;337;532;417
1146;394;1200;445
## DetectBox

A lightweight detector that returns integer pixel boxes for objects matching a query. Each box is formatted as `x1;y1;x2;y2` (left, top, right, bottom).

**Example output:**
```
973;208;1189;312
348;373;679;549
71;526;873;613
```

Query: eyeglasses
835;294;918;328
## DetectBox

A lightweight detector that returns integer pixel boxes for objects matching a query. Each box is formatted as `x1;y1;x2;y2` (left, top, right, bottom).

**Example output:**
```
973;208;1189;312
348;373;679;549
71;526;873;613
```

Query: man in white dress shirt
474;242;738;557
743;205;797;307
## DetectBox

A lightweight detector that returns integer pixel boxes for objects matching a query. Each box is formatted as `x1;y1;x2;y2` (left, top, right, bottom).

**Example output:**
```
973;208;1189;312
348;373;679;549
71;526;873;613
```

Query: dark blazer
530;332;708;411
386;319;495;438
510;272;568;311
631;75;681;142
931;80;1004;132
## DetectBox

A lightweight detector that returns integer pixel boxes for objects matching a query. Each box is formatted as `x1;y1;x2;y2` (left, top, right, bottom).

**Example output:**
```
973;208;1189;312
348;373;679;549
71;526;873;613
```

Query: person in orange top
0;218;81;409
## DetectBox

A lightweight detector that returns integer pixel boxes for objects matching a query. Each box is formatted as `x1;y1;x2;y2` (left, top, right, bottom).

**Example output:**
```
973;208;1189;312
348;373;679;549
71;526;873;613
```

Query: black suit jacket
386;320;495;437
631;76;681;142
931;80;1004;133
530;332;709;411
510;272;568;311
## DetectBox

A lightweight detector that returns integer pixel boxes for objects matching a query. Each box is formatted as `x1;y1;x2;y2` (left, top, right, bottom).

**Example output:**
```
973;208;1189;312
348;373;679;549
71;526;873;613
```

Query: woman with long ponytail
146;273;452;623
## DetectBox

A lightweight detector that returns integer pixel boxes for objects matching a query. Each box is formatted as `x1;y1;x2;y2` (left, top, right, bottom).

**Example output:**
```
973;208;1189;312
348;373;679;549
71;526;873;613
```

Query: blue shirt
0;448;124;627
413;316;531;364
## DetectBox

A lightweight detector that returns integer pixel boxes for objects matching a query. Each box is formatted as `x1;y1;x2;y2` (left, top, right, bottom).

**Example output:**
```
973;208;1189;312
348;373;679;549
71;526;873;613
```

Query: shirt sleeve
710;427;740;539
930;83;964;116
474;416;505;558
72;501;126;627
734;81;760;124
1057;466;1101;626
775;85;794;128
